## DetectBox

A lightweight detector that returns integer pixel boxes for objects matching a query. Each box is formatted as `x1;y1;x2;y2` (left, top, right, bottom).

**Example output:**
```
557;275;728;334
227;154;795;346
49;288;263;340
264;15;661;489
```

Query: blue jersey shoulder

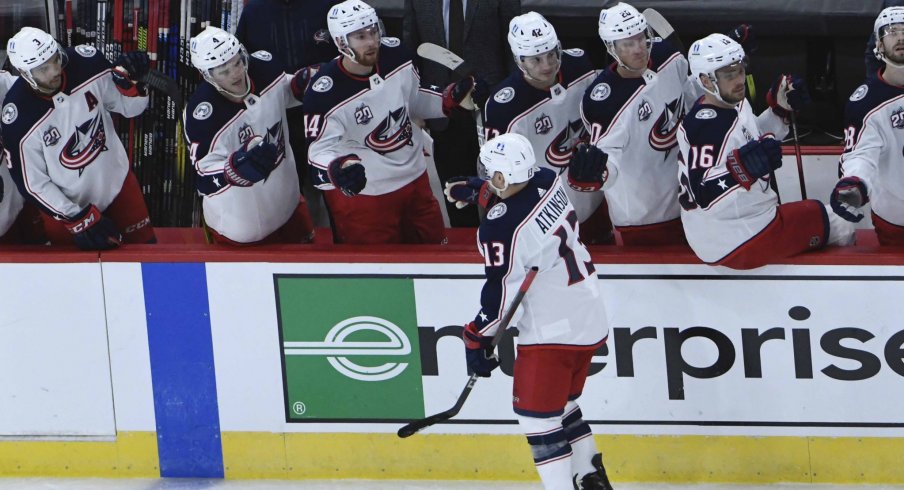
479;167;557;242
650;39;681;71
376;39;414;75
184;82;244;150
581;68;643;131
63;45;113;89
484;71;546;131
1;79;53;152
843;77;904;130
560;49;595;88
248;51;287;90
681;101;738;147
302;58;368;116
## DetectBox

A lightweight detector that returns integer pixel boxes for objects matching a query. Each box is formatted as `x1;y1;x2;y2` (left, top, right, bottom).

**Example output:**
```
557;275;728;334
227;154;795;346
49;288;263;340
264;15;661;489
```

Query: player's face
31;52;64;92
714;61;747;105
209;53;248;95
612;32;651;71
347;24;381;67
880;24;904;64
520;48;561;85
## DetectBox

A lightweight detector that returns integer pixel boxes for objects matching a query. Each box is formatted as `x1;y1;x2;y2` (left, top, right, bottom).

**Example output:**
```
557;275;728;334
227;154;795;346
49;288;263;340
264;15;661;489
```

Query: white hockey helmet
598;3;653;71
190;26;250;97
7;27;66;90
873;6;904;66
688;33;746;104
508;12;562;83
328;0;383;62
480;133;537;193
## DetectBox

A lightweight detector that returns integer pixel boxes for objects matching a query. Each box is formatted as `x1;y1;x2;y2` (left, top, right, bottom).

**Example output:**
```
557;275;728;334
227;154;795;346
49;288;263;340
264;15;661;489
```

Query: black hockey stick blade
397;267;539;438
142;69;184;113
642;8;684;53
416;42;475;79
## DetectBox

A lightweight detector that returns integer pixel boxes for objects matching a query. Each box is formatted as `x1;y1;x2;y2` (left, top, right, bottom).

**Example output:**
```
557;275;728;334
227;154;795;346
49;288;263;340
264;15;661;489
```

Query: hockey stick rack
397;266;539;438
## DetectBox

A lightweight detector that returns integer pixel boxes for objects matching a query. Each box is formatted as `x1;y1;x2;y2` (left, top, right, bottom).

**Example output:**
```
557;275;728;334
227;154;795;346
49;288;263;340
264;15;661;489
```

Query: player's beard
36;74;63;93
721;83;746;105
354;47;379;68
884;42;904;65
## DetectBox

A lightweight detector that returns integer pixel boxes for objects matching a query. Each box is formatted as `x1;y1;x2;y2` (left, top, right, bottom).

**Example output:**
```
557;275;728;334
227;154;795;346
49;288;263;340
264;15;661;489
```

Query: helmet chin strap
207;71;252;99
488;178;509;196
700;74;737;107
876;46;904;69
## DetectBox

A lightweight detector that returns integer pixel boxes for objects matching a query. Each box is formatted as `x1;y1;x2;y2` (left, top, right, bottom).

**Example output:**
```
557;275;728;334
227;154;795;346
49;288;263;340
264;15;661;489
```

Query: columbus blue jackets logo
313;29;330;45
546;120;585;167
264;121;287;164
60;112;108;172
365;106;413;154
649;97;685;151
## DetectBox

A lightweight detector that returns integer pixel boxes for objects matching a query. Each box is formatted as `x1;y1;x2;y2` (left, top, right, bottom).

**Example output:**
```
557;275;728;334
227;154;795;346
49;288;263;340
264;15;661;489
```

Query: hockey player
678;33;855;269
184;26;314;245
303;0;476;244
465;133;613;490
833;6;904;244
2;27;155;250
458;11;614;244
576;3;695;246
0;69;45;244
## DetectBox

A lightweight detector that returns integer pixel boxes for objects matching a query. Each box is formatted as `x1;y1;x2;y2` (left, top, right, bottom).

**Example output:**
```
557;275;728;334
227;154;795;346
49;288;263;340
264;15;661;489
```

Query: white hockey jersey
677;98;789;263
483;49;599;221
303;38;445;196
580;40;696;228
0;70;25;237
1;45;148;220
839;75;904;226
184;51;301;243
474;168;607;348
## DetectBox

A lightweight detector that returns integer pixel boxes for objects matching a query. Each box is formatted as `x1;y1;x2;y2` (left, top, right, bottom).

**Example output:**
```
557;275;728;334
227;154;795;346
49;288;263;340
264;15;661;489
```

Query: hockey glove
766;74;811;121
442;76;484;115
64;204;123;251
328;154;367;196
290;64;321;101
727;24;758;54
470;78;491;111
830;176;869;223
567;144;609;192
726;137;783;190
462;321;499;377
443;176;492;209
224;139;280;187
112;52;150;97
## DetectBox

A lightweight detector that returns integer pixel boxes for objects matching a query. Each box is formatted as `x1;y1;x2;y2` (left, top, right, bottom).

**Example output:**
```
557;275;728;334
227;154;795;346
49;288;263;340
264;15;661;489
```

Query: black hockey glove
726;137;782;190
567;144;609;192
112;52;150;97
290;64;321;101
328;154;367;196
442;76;485;115
766;74;811;122
462;322;499;378
443;176;492;209
830;177;869;223
63;204;123;251
727;24;758;54
225;139;280;187
470;78;491;111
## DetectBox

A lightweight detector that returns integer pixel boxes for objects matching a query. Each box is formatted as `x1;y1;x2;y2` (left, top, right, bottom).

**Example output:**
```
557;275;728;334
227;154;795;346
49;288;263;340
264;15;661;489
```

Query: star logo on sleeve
479;311;488;322
717;179;728;190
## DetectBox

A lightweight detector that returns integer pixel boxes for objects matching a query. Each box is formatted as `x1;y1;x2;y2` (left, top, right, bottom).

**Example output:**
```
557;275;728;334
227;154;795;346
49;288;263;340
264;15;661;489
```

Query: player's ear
699;74;714;91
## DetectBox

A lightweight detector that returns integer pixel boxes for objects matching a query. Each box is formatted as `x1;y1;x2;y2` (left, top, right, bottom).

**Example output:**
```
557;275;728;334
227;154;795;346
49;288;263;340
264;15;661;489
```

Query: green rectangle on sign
276;276;424;421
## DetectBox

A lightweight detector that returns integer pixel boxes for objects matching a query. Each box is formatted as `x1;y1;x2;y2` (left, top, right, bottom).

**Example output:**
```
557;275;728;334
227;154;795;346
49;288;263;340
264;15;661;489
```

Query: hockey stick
416;42;487;147
398;266;539;438
789;112;806;200
642;8;683;53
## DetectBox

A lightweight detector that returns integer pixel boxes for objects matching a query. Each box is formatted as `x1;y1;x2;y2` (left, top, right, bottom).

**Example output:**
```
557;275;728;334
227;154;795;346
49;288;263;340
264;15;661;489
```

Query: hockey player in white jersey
678;34;855;269
0;69;44;244
464;133;613;490
184;26;314;245
2;27;155;250
304;0;476;244
833;6;904;245
577;3;695;246
459;11;614;244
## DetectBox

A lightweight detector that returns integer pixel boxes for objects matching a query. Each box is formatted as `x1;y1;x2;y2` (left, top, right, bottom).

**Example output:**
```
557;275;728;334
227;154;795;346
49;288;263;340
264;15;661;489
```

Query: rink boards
0;251;903;484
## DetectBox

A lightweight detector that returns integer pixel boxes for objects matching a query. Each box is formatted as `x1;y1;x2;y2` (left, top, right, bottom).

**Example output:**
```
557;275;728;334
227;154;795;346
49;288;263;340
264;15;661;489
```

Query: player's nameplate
369;74;384;91
549;83;565;104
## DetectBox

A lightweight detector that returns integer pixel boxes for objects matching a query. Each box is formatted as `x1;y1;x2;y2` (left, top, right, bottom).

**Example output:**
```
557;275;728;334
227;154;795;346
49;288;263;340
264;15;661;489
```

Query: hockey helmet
190;26;250;97
873;6;904;65
688;33;746;105
598;3;653;71
7;27;66;90
480;133;537;193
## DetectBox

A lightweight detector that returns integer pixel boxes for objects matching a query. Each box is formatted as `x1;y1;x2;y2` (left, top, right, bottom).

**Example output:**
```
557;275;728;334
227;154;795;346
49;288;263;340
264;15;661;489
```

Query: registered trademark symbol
293;401;306;415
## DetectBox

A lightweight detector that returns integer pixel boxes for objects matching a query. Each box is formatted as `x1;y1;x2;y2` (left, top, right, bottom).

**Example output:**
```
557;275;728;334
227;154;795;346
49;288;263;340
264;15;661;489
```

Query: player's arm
579;93;626;189
288;64;320;107
303;102;366;196
101;49;151;117
757;74;811;140
831;103;881;222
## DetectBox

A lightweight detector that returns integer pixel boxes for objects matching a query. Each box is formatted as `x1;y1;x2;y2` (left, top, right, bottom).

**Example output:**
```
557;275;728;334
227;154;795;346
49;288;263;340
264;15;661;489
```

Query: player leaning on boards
184;26;314;245
833;6;904;245
464;133;613;490
677;33;855;270
303;0;477;244
2;27;156;250
451;11;615;245
575;2;696;246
